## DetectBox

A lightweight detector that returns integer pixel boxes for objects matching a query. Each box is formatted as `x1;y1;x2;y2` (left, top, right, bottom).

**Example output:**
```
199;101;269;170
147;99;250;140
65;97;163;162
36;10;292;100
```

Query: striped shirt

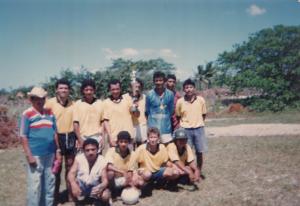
20;107;57;156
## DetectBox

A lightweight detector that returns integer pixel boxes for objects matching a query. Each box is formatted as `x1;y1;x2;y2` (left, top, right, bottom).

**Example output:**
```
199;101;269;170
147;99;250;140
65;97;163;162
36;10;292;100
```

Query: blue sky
0;0;299;89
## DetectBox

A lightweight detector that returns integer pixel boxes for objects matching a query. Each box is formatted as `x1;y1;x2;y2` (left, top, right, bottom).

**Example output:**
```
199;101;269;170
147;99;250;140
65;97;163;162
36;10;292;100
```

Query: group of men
19;71;207;206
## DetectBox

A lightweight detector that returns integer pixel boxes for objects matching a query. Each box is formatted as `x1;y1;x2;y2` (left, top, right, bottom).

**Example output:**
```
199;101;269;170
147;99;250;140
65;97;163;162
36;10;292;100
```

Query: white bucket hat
27;87;47;98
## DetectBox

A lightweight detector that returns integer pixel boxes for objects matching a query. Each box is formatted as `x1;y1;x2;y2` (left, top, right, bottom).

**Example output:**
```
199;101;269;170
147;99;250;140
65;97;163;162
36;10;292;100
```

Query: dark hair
135;78;144;90
83;138;99;150
183;78;195;88
55;78;71;89
166;74;176;81
153;71;166;82
80;79;96;93
117;131;131;141
147;127;160;137
107;79;121;91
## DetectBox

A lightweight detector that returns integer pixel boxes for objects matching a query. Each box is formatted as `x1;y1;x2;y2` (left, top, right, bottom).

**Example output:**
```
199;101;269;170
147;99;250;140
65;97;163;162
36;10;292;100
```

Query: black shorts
58;132;77;155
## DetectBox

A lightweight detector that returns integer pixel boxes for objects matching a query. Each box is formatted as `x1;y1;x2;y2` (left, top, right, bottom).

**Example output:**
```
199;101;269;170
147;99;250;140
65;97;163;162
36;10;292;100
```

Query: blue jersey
146;89;174;134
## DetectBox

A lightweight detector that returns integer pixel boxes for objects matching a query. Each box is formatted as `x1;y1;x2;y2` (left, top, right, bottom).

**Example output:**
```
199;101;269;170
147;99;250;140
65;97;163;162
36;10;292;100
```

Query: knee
142;170;152;181
100;189;111;202
107;171;115;181
66;156;75;169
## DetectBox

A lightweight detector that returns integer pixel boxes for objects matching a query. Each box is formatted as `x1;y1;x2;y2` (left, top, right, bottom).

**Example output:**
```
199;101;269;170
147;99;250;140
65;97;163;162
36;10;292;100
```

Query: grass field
1;134;300;206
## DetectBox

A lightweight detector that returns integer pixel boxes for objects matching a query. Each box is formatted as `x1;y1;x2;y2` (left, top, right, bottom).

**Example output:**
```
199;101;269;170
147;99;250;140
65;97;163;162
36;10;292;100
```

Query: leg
194;127;207;179
65;153;75;201
163;167;179;180
43;154;56;206
26;156;43;206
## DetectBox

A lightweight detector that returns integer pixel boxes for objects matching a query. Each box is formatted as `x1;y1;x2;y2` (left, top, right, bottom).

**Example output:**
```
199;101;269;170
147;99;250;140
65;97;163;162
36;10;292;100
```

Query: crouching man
167;128;200;185
68;138;110;205
105;131;143;198
135;127;179;186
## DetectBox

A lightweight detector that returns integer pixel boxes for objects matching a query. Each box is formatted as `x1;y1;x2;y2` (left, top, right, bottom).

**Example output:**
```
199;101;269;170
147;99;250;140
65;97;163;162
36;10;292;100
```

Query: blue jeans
185;127;208;153
27;153;55;206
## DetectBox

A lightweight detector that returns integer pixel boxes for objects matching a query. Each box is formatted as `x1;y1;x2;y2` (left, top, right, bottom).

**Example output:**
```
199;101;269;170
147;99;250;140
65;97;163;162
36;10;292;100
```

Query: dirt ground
207;123;300;138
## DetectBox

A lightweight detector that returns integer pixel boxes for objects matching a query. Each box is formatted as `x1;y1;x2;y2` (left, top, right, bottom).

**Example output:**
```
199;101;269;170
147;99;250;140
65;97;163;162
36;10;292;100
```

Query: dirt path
206;124;300;138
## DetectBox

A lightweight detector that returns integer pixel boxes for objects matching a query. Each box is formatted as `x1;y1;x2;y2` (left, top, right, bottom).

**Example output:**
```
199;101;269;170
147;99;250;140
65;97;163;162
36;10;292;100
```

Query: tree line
6;25;300;112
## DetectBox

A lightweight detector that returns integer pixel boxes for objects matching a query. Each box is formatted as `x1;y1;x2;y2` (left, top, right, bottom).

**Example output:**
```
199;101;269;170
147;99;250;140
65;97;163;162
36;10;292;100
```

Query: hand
90;184;105;197
109;139;116;147
27;155;37;167
71;183;82;198
76;139;83;151
56;151;62;162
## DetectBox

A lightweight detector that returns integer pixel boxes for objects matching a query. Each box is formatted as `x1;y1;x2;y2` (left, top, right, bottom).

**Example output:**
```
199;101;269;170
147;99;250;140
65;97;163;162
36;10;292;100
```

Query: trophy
130;67;139;113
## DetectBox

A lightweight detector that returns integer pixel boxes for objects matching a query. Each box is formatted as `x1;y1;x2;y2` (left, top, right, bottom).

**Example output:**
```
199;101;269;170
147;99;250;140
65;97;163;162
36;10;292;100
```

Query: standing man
102;79;134;147
146;71;174;144
20;87;60;206
123;78;147;147
68;138;110;205
73;79;104;150
44;78;76;203
165;74;181;132
176;79;208;179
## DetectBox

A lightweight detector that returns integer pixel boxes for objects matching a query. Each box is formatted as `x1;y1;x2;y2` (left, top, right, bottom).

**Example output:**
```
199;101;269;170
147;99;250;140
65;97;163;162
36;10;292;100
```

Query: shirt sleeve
104;148;114;164
175;99;181;117
168;92;174;115
19;113;29;137
186;145;195;163
72;102;79;122
128;151;138;171
145;93;150;118
102;100;110;121
167;143;180;162
161;144;169;163
201;97;207;114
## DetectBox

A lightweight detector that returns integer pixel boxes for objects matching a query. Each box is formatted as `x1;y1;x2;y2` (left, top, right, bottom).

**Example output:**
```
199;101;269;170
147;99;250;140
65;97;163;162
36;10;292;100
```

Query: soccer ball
121;187;141;205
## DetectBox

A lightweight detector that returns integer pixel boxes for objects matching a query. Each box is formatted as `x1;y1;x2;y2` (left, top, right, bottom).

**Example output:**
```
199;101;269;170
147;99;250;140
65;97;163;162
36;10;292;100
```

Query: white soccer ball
121;187;141;205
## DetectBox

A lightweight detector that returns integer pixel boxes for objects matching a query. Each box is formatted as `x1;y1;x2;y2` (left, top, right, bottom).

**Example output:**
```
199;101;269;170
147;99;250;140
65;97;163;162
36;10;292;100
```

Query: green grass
2;135;300;206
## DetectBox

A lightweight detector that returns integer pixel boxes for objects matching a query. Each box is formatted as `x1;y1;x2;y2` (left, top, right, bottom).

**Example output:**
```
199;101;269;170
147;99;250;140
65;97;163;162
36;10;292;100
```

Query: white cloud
121;48;139;57
102;48;178;60
159;49;177;58
246;4;266;16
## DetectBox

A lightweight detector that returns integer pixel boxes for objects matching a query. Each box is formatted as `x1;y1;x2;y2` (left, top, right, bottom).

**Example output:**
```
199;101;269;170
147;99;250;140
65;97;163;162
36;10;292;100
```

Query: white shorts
160;133;173;144
134;124;147;143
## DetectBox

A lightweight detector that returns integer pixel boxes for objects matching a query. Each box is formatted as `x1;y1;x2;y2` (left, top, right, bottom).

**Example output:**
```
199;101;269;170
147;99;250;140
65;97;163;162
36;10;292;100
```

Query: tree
216;25;300;111
196;62;217;90
42;58;176;99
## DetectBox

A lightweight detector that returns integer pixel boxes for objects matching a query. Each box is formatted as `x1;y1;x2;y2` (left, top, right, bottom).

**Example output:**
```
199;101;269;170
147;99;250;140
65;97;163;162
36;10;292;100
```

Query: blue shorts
151;167;166;181
185;127;208;153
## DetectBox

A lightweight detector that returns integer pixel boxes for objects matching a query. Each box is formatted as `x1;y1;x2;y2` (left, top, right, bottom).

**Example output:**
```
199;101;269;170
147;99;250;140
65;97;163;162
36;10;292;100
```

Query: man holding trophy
124;69;147;148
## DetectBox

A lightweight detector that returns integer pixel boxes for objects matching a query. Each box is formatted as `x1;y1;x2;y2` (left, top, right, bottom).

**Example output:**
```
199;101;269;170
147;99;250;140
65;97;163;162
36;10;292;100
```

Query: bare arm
73;122;83;149
68;159;82;198
103;120;116;147
107;163;126;176
21;136;36;166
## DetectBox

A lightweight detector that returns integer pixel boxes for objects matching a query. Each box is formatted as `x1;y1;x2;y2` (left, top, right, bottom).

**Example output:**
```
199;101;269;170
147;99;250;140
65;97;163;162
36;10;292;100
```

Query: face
110;83;121;99
166;78;176;90
84;144;98;162
132;82;142;95
30;96;46;111
82;86;95;101
147;132;160;146
175;138;188;149
56;84;70;99
117;139;130;152
154;77;165;90
184;84;195;97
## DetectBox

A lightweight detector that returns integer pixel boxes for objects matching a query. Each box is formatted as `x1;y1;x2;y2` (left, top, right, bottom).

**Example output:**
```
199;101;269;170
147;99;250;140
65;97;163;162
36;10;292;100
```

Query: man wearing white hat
20;87;61;206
